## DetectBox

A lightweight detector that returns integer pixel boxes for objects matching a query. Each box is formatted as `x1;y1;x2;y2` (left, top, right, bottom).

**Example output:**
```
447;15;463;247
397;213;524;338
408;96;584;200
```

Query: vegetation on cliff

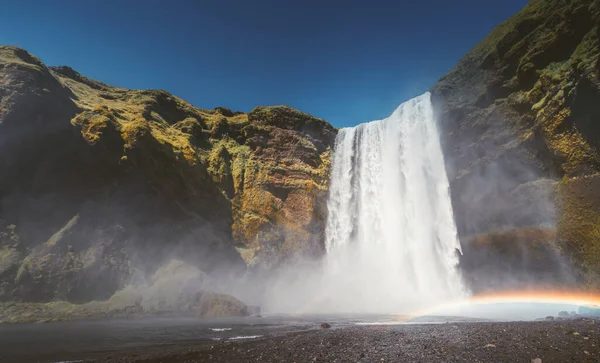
432;0;600;287
0;45;336;310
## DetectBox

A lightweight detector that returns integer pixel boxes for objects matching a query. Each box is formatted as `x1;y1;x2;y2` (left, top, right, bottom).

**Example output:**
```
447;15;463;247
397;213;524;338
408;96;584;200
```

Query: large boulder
111;260;248;317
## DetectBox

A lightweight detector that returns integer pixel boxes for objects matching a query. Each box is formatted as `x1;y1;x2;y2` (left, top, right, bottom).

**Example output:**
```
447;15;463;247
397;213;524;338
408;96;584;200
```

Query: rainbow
471;290;600;305
402;290;600;321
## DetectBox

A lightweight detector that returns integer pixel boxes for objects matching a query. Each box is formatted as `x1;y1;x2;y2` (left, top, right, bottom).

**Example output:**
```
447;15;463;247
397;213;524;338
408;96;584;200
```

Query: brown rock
0;45;337;304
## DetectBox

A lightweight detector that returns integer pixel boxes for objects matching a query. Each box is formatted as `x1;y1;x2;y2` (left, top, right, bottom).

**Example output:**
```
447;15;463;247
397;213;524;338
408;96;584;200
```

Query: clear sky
0;0;528;127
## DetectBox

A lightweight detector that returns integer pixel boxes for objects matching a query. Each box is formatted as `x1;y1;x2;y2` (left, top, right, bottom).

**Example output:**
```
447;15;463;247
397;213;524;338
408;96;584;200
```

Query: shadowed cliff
432;0;600;289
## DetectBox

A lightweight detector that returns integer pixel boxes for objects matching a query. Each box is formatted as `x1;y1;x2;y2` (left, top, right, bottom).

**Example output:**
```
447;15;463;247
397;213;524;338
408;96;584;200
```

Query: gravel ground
93;318;600;363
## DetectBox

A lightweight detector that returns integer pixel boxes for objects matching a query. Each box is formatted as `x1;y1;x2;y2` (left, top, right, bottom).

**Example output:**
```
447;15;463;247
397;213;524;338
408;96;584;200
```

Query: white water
322;92;466;313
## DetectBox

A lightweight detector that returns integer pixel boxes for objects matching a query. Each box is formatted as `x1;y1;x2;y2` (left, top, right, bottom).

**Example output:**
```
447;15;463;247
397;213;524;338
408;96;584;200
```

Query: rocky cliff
0;46;336;306
432;0;600;288
4;0;598;308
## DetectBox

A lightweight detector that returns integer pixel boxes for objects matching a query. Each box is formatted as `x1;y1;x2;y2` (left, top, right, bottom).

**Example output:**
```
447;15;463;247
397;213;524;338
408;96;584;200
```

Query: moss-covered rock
432;0;600;285
0;45;336;306
0;260;248;323
557;174;600;287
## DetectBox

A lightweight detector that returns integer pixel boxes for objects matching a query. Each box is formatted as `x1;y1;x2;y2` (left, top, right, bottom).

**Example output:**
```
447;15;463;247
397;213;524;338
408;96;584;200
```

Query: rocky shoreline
25;319;597;363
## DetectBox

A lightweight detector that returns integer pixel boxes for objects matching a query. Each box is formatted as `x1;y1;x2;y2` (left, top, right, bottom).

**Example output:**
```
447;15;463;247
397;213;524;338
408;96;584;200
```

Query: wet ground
1;316;599;362
106;319;600;363
0;314;396;362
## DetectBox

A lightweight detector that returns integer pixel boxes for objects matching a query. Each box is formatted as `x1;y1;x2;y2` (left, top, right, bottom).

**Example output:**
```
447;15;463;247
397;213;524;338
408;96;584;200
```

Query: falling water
322;92;466;313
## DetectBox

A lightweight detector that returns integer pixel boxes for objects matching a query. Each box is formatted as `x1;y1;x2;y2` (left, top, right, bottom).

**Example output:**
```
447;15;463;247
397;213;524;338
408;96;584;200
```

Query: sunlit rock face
431;0;600;288
0;45;336;303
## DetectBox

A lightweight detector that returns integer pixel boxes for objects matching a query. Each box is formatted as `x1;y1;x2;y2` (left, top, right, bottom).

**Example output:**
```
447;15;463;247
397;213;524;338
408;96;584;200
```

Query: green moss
72;111;121;145
248;105;336;134
207;144;232;186
557;175;600;287
2;43;338;281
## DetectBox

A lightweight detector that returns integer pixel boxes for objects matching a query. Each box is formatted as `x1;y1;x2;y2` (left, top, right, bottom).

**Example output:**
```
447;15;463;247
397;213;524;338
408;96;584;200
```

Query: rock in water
321;323;331;329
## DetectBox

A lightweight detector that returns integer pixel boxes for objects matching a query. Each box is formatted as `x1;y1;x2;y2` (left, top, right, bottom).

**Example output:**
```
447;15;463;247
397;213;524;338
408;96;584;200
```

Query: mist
0;48;584;323
231;90;582;319
230;93;467;316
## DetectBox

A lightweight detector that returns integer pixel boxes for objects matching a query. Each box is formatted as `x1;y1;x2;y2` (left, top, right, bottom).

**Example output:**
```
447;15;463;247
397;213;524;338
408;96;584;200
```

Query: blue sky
0;0;528;127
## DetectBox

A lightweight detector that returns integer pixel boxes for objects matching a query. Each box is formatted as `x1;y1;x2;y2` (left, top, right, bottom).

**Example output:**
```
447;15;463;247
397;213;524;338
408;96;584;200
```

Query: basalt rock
432;0;600;286
0;45;336;304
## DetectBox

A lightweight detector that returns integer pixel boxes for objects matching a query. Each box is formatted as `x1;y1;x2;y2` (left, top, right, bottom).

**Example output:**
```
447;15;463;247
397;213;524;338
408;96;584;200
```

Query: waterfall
323;92;466;313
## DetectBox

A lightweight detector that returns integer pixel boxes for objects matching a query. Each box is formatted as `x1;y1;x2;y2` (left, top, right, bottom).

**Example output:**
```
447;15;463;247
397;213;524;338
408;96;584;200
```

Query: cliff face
432;0;600;287
0;46;336;303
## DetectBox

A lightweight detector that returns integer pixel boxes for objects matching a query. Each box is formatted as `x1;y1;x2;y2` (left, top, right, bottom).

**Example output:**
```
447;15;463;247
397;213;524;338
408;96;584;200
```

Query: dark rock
210;117;229;139
214;107;242;117
458;227;578;292
321;322;331;329
50;65;112;91
432;0;600;286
